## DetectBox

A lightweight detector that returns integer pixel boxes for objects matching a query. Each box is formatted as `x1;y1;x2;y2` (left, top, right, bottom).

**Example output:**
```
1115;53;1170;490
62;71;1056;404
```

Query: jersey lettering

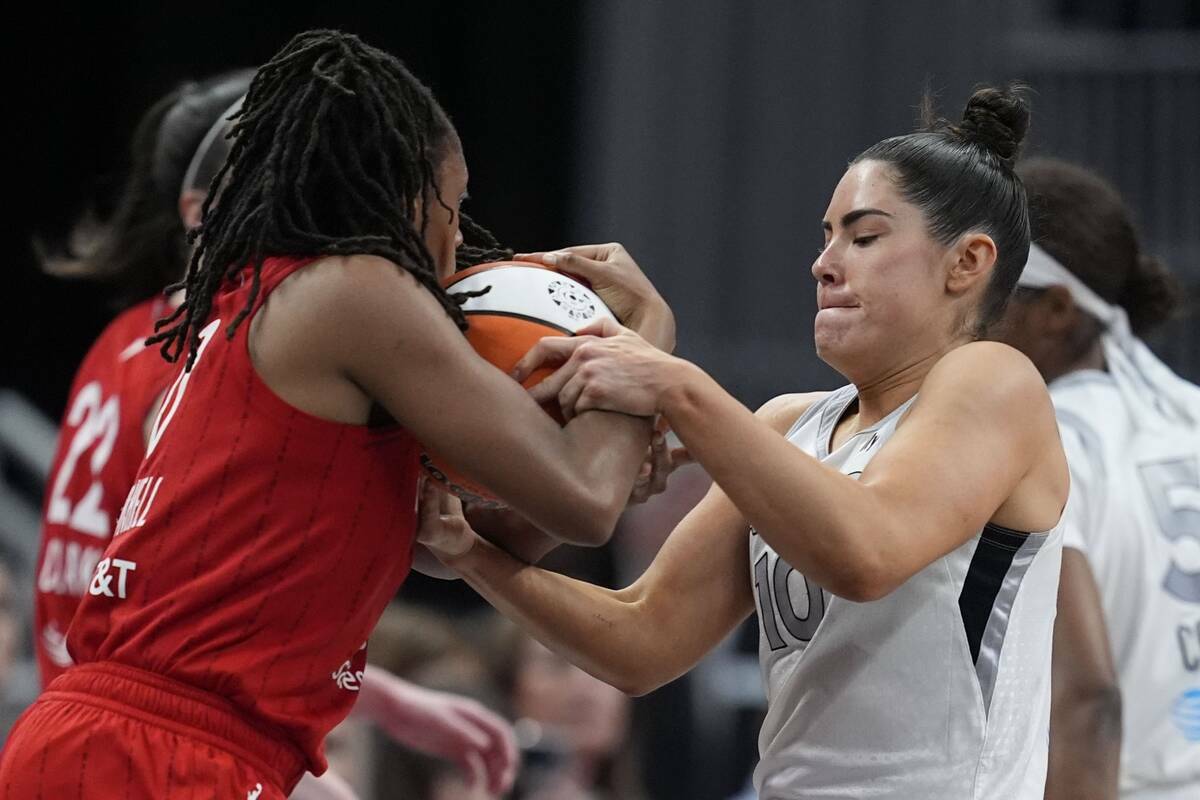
88;557;137;599
114;476;164;537
37;538;104;596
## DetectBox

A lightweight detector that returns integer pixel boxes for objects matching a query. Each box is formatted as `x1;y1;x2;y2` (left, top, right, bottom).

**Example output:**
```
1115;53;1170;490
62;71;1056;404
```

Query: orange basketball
421;260;617;505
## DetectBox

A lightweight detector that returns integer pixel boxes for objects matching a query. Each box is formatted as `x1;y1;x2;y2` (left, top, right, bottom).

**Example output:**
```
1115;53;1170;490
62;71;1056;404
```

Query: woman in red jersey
33;69;253;690
0;30;669;800
14;59;538;798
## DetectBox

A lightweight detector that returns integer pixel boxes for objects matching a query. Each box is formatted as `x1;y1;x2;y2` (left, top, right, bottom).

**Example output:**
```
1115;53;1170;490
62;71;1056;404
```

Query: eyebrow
821;208;894;231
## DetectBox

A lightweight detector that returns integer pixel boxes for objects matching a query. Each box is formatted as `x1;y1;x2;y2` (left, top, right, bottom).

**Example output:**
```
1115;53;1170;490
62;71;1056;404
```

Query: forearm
628;306;675;353
660;365;884;597
447;536;662;695
555;410;653;542
464;504;561;564
1046;549;1122;799
546;308;674;537
1046;688;1122;799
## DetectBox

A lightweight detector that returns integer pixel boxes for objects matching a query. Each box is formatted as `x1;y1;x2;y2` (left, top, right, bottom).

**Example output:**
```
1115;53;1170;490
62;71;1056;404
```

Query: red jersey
35;296;178;686
66;256;421;778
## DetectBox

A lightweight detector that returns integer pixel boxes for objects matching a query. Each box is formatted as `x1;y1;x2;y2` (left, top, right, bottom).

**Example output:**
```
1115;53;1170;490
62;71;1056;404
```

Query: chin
813;329;867;379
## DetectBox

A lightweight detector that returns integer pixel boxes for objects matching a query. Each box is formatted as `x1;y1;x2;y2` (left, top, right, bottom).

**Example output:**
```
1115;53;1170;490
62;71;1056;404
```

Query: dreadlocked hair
150;30;503;368
456;211;512;270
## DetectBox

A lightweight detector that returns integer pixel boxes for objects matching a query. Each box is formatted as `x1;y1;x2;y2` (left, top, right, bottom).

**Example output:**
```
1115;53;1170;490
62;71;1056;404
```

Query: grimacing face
813;160;971;381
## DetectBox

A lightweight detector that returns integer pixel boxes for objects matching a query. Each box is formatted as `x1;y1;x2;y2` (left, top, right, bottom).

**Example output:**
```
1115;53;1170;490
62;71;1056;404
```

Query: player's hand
628;418;692;505
417;481;480;565
514;243;675;351
513;319;688;420
358;667;518;795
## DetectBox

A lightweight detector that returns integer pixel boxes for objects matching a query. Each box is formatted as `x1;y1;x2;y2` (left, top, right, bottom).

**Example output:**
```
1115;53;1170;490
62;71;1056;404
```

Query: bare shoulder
755;392;830;435
924;341;1050;415
266;255;457;345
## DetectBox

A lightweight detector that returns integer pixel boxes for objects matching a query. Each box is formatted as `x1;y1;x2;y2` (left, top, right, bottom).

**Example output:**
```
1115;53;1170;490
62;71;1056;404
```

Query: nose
811;247;840;286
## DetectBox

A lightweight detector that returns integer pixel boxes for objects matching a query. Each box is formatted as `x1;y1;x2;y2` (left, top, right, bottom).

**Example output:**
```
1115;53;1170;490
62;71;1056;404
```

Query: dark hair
37;70;254;307
150;30;509;368
1016;158;1183;335
852;85;1032;334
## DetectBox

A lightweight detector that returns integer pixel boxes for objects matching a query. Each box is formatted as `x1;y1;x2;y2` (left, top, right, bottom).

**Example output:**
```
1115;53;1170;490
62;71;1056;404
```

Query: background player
0;29;671;799
418;86;1071;799
23;66;520;798
993;157;1200;800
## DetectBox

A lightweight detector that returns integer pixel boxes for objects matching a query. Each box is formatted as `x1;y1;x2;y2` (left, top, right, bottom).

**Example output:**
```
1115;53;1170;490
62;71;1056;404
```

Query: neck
851;337;969;428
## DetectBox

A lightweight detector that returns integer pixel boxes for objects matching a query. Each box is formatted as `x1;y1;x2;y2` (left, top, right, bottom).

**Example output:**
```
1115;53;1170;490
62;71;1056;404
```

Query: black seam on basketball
461;309;574;336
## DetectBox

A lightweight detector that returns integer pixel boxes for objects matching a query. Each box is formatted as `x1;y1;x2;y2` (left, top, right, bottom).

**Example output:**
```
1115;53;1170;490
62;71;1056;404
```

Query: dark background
7;1;583;419
6;0;1199;421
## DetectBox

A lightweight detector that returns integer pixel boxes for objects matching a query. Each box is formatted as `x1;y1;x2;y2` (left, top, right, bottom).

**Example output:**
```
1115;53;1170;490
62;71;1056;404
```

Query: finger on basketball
575;317;623;338
557;371;590;421
511;336;586;382
527;360;578;404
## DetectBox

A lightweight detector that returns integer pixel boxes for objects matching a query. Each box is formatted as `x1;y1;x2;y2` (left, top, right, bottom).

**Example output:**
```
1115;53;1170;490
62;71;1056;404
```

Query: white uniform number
46;382;120;539
1139;457;1200;605
146;318;220;456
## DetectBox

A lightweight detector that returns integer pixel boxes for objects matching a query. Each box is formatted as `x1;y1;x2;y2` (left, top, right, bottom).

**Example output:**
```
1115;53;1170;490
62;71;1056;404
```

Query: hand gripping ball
420;261;617;506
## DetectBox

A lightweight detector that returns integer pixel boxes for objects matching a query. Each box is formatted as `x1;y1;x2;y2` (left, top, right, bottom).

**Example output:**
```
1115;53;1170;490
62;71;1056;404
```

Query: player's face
421;143;469;282
813;160;961;379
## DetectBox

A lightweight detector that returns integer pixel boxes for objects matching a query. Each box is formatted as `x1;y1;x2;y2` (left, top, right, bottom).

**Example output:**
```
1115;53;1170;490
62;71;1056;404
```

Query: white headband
1017;243;1200;429
179;96;244;200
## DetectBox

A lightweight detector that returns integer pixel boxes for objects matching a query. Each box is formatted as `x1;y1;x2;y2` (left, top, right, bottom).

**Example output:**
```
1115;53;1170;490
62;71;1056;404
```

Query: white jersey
1050;370;1200;800
750;385;1064;799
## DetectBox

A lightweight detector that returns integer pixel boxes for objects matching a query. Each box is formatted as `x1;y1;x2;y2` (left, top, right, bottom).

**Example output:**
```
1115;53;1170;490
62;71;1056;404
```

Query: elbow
1075;684;1124;739
546;481;622;547
824;554;900;603
609;665;669;698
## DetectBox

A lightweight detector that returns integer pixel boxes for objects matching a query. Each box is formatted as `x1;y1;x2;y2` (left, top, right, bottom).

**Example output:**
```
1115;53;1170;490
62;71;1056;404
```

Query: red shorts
0;662;306;799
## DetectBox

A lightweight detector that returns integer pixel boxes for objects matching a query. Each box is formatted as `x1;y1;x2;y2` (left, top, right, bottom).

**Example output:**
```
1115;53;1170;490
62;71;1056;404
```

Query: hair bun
954;85;1030;168
1118;253;1185;334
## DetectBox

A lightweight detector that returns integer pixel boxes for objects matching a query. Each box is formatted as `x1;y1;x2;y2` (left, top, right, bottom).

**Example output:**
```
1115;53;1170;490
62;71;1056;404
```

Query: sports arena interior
2;2;1197;799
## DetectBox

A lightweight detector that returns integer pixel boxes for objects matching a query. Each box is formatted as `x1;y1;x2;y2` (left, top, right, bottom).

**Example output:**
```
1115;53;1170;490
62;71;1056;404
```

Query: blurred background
2;1;1197;798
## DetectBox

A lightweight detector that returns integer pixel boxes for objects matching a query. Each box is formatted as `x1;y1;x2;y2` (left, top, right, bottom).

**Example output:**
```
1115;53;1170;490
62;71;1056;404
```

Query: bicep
334;262;623;525
856;347;1058;571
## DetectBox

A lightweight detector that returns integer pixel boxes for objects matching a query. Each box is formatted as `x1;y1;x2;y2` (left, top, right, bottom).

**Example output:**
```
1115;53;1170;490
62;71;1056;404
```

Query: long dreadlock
150;30;509;368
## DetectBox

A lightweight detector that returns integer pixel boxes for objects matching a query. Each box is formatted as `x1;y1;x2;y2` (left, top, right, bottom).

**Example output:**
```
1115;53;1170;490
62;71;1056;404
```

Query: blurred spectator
0;547;39;746
368;603;507;798
486;617;647;800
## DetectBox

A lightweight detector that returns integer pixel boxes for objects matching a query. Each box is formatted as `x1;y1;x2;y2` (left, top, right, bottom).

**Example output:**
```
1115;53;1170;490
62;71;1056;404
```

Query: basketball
420;260;618;505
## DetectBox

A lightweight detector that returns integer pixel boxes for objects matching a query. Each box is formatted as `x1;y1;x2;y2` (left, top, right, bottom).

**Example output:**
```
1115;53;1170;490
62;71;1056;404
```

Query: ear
1038;285;1079;334
178;189;208;231
945;232;998;295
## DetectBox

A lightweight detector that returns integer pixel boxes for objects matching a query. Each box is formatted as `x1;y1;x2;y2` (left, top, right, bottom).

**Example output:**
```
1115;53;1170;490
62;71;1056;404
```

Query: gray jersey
750;385;1063;799
1051;370;1200;800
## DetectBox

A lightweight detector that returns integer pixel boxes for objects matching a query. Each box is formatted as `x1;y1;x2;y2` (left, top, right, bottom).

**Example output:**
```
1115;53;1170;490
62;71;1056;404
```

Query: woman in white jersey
418;86;1070;799
993;158;1200;800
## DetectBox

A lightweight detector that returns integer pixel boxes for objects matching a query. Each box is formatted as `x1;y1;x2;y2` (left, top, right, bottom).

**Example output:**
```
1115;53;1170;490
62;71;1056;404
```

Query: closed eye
853;235;879;247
